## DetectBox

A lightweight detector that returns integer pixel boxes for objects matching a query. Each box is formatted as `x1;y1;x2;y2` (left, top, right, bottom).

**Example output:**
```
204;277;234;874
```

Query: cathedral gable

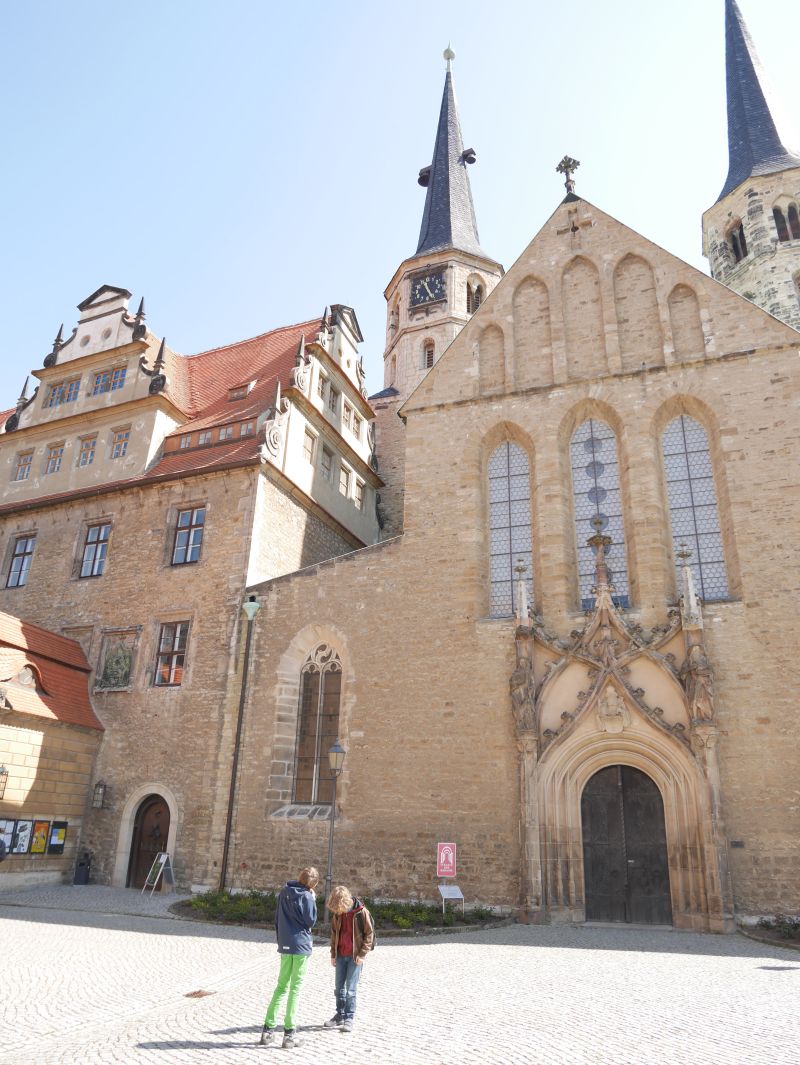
401;196;800;414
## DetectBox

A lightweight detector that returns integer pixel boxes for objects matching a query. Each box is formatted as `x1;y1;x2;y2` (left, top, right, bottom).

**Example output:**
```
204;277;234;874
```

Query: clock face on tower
410;271;446;307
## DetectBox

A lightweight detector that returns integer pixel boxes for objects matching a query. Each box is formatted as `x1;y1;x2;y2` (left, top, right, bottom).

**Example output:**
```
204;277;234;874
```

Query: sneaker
282;1030;303;1049
259;1026;274;1046
341;1018;354;1033
324;1014;343;1028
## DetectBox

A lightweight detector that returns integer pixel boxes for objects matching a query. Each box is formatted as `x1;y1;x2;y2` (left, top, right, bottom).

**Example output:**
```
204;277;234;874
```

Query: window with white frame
352;412;362;440
328;387;339;414
179;434;192;449
240;421;254;436
343;402;353;430
317;373;327;400
662;415;729;601
303;428;316;464
92;366;127;395
45;378;80;408
321;446;333;482
219;425;233;440
354;479;365;511
111;428;130;458
488;442;532;617
570;419;629;609
77;437;97;467
80;523;111;578
13;452;32;482
198;430;212;445
45;444;64;474
293;645;342;803
172;507;205;565
339;464;350;497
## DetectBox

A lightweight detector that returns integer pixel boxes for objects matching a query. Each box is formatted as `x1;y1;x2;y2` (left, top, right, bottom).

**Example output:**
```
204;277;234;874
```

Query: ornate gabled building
0;287;380;888
1;3;799;929
703;0;800;329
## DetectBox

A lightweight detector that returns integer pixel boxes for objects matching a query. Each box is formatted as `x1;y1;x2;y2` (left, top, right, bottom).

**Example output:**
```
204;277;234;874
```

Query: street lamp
323;741;346;922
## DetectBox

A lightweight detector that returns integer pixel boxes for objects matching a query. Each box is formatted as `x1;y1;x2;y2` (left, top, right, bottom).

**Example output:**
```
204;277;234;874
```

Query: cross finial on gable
556;155;580;195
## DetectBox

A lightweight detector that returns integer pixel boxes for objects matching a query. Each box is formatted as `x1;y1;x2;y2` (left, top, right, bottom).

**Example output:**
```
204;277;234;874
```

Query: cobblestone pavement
1;890;799;1065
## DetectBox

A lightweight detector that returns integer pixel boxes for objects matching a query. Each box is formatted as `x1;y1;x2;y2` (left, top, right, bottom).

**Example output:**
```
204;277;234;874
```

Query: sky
1;0;798;400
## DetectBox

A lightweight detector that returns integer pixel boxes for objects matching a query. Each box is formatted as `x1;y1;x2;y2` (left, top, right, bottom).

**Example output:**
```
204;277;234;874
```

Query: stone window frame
266;625;353;822
94;626;142;693
4;531;37;589
44;442;65;475
152;618;192;688
76;435;97;468
320;445;334;482
466;274;485;315
421;338;435;370
169;504;207;567
354;479;365;511
44;376;81;409
338;462;351;498
92;364;127;396
73;518;113;580
110;426;130;459
303;427;317;464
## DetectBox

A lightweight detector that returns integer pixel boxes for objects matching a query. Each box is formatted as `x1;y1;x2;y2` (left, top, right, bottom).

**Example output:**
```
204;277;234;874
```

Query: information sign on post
437;842;456;878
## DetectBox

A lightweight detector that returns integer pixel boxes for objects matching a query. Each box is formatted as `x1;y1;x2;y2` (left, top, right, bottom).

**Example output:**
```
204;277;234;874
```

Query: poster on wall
47;821;68;855
0;819;14;853
11;820;33;854
30;821;50;855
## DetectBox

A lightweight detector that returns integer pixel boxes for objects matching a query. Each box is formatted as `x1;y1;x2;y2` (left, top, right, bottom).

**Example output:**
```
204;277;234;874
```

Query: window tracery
570;419;629;609
662;415;728;601
488;442;532;617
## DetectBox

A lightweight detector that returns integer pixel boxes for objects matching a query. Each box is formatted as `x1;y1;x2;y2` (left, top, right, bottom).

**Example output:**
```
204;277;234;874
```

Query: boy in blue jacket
259;866;319;1050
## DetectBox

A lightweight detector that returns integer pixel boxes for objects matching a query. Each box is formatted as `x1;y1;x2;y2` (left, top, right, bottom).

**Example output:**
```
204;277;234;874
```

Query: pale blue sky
1;0;797;399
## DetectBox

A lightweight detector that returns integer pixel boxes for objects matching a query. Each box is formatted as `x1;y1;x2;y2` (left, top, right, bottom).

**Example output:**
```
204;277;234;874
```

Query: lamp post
219;595;261;891
323;741;346;923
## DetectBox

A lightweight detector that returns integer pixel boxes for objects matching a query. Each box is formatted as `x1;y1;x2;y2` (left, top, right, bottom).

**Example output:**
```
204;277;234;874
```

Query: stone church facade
0;1;798;926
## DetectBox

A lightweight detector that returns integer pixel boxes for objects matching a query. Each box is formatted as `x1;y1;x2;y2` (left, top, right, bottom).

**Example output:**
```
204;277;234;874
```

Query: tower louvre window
662;416;729;601
570;419;629;610
487;441;532;617
774;207;790;242
467;282;484;315
788;204;800;240
730;222;747;262
423;340;435;369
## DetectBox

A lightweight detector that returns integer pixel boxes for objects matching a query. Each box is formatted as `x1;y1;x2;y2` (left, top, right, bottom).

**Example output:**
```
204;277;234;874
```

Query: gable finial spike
135;297;145;319
274;378;282;410
154;337;166;373
17;376;30;405
556;155;580;196
54;323;64;345
295;333;306;366
443;43;455;71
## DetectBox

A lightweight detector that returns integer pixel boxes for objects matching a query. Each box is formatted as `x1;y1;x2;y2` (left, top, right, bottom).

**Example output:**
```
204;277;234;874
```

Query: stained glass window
570;419;629;609
662;415;728;601
488;442;532;617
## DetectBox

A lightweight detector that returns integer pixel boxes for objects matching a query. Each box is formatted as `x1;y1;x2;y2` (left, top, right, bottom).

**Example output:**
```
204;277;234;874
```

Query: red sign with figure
437;842;456;878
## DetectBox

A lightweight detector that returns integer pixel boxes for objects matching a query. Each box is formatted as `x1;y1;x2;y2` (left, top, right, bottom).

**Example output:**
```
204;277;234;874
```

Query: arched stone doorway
581;764;671;925
126;794;170;889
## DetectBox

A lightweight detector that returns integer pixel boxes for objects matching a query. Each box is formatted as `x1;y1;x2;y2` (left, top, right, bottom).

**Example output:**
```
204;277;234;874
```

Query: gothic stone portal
581;765;672;925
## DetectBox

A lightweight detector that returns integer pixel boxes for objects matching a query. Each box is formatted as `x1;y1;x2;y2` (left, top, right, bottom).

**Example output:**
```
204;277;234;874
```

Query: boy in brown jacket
323;886;374;1033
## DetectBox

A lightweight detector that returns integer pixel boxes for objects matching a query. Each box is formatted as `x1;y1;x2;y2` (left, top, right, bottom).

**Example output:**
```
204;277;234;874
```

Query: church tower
702;0;800;329
372;48;503;535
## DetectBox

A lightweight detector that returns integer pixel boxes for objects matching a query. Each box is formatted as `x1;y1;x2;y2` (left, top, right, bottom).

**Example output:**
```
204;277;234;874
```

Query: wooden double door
581;765;672;925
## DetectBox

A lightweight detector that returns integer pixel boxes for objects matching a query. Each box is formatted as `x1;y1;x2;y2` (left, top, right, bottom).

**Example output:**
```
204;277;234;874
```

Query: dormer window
198;431;212;445
45;377;80;408
179;434;192;449
219;426;233;441
729;222;748;262
467;282;484;314
228;381;254;401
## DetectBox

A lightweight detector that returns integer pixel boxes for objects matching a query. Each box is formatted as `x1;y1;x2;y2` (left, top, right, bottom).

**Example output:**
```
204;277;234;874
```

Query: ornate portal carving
596;686;631;734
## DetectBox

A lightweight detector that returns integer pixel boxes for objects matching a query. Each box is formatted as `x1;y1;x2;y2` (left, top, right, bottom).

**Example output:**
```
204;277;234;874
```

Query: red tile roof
0;611;103;731
148;438;261;477
165;318;320;424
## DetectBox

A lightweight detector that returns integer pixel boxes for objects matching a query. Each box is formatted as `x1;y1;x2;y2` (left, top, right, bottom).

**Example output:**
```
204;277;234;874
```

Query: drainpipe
219;594;261;891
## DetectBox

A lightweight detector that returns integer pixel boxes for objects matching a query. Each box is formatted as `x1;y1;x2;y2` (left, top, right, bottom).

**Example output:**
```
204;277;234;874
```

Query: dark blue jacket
275;880;317;955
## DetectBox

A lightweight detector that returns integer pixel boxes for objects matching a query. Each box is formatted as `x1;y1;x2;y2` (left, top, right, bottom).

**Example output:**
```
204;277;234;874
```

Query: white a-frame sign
141;851;175;895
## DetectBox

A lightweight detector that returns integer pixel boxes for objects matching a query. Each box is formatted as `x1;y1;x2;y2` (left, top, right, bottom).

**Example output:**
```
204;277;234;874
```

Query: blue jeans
335;955;362;1019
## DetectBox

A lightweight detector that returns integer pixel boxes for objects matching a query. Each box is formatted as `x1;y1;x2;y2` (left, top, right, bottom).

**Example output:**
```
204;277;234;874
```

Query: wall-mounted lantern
92;781;107;809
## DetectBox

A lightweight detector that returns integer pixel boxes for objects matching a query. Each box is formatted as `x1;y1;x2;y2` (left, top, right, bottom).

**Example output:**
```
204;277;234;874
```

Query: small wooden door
581;765;672;925
127;795;170;889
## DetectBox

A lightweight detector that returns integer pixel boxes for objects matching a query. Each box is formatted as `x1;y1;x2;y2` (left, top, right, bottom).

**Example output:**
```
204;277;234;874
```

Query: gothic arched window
488;442;532;617
662;415;729;601
467;283;484;315
774;207;790;242
423;339;435;369
570;419;629;609
788;204;800;240
294;645;342;804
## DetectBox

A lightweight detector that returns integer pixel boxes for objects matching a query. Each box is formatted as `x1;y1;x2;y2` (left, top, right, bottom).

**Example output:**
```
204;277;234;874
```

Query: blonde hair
298;866;320;889
327;885;354;914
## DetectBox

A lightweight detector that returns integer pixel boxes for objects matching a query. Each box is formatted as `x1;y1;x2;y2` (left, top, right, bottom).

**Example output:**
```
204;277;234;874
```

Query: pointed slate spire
415;47;484;258
16;376;30;407
718;0;800;201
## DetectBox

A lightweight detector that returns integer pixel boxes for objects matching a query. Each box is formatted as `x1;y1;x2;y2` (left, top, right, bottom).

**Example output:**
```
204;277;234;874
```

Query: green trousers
265;954;310;1031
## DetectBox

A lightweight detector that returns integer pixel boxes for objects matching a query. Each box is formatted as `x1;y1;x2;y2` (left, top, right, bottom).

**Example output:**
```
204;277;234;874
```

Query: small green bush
757;914;800;940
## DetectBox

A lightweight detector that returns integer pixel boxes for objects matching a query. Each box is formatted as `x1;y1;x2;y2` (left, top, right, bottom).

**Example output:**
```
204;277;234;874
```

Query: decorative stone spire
678;545;703;631
588;516;613;592
295;333;306;366
514;558;530;626
16;376;30;407
153;337;166;374
718;0;800;201
415;48;484;258
132;298;147;341
43;324;64;369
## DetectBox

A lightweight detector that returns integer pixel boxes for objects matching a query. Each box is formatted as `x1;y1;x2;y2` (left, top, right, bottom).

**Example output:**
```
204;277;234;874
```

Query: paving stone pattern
1;888;798;1065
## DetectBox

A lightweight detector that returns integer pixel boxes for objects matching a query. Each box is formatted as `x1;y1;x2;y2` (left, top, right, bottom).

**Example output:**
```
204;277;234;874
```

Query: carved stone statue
596;686;631;734
510;663;536;731
681;643;715;722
